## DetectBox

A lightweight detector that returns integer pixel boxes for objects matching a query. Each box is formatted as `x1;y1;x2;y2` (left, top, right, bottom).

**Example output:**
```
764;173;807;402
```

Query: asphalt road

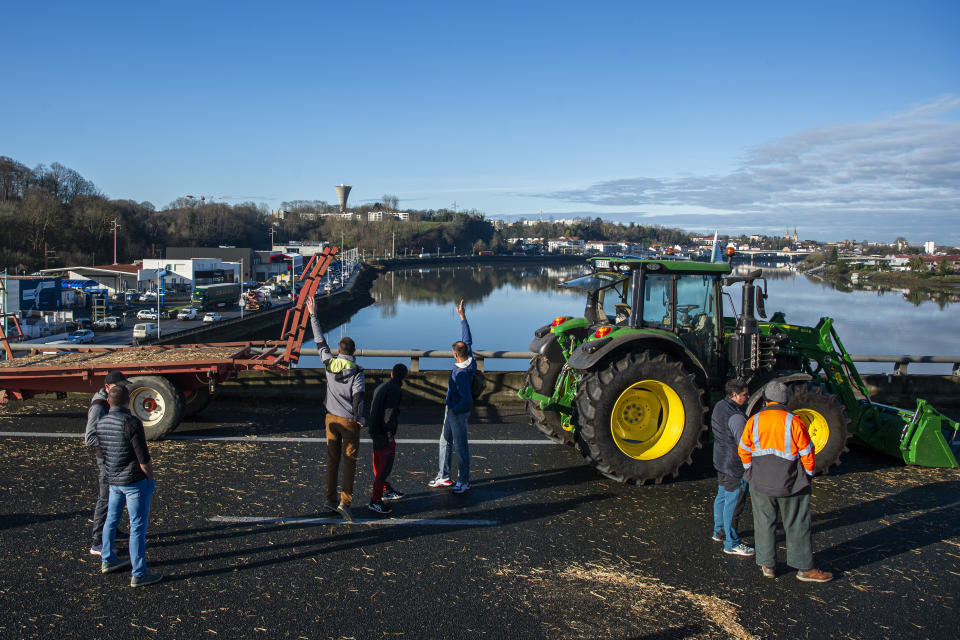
1;397;958;639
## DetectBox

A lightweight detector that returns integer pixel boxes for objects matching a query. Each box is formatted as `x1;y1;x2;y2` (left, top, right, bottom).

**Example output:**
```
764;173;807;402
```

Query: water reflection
301;263;957;373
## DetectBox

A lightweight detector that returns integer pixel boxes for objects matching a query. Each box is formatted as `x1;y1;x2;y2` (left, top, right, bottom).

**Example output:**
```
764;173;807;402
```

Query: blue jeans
437;406;470;484
102;477;155;577
712;476;747;550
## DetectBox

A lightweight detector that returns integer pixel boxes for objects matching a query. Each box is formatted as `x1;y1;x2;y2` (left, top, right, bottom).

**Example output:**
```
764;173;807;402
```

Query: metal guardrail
4;343;959;375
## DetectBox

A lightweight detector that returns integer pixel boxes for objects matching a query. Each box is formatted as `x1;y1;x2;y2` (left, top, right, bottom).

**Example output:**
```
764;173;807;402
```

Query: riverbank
802;263;960;292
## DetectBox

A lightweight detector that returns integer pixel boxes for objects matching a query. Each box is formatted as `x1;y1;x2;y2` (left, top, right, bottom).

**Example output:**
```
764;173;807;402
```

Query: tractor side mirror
755;278;768;318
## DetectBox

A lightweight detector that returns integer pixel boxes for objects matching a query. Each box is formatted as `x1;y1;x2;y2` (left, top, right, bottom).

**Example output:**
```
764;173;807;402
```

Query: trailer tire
574;350;707;484
787;383;850;474
182;387;212;419
526;356;575;446
126;376;184;441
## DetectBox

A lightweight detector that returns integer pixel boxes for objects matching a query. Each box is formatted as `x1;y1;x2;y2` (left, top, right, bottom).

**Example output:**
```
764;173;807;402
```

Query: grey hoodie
310;315;365;421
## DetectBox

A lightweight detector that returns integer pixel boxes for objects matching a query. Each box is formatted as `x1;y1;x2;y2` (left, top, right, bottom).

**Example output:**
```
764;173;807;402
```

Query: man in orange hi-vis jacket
739;381;833;583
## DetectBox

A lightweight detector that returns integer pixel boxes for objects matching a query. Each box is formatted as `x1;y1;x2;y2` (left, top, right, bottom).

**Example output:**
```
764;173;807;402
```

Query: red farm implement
0;247;338;439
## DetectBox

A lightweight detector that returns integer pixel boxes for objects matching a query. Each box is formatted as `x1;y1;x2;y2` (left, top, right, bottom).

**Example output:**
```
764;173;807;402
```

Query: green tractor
520;256;959;484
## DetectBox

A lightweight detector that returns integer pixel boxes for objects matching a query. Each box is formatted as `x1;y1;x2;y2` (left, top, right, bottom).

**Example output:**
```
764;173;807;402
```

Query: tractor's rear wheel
526;356;575;446
126;376;184;441
574;351;707;484
787;383;850;474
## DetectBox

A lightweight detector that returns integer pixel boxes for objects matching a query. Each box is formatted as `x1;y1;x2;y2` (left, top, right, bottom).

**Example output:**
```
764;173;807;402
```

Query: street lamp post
111;218;121;264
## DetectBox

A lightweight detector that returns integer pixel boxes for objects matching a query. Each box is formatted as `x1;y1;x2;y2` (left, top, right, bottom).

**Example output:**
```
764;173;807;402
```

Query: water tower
335;184;352;213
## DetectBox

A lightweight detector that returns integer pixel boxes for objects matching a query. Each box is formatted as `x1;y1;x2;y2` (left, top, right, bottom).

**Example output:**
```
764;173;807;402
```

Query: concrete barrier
216;370;960;413
217;368;528;408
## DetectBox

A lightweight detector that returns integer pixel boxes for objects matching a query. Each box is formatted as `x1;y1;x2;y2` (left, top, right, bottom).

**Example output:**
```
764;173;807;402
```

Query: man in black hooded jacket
367;364;408;514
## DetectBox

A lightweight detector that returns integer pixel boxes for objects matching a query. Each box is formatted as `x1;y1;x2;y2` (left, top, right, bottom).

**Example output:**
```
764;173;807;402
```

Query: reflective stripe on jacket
738;402;815;497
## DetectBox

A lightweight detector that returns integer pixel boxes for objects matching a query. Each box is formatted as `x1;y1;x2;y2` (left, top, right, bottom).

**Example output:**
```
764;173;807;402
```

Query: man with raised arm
429;299;476;494
305;295;365;522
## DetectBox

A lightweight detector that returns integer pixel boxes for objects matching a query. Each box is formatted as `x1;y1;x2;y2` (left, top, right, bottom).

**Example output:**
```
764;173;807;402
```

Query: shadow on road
0;510;85;530
814;480;960;572
152;491;610;583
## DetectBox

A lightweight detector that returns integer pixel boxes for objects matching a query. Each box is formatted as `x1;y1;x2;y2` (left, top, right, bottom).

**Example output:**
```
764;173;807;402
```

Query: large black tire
526;356;576;446
126;376;184;441
182;386;212;419
574;351;707;484
786;382;850;474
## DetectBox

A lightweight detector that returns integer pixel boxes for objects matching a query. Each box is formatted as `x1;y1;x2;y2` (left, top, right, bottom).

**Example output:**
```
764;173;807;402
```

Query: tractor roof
589;256;732;275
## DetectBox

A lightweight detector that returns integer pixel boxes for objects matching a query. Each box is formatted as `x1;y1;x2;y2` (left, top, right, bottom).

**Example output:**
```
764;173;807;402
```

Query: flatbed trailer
0;247;337;439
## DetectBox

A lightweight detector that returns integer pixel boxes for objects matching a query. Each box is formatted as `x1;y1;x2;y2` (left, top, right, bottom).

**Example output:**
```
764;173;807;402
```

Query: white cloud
541;97;960;242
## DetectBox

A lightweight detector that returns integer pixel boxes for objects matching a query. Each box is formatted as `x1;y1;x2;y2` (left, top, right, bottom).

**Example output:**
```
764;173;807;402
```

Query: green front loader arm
767;316;959;468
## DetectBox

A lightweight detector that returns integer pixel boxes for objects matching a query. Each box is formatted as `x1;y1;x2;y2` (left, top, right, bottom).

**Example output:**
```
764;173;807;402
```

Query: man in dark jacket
710;378;754;557
739;381;832;583
85;370;128;555
306;295;365;522
97;384;162;587
429;299;476;494
367;363;408;515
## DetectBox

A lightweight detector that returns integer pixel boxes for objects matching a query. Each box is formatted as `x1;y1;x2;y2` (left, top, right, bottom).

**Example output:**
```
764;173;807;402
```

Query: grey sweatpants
750;488;813;571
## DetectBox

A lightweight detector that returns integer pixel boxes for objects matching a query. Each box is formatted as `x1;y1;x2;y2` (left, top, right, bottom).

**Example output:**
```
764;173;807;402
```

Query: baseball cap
104;370;128;385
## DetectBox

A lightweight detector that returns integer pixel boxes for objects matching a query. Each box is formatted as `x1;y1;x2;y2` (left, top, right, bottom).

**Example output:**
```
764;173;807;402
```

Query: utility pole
240;258;244;319
392;231;395;259
111;218;121;264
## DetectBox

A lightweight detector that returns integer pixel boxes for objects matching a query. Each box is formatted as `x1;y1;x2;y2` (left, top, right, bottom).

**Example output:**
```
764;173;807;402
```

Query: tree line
1;156;700;274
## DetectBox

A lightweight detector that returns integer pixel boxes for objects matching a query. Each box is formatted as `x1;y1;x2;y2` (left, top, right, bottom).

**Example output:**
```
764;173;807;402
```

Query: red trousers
371;440;396;502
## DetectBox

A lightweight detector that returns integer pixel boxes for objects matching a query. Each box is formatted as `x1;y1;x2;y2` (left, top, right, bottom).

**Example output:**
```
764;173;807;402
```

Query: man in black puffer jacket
97;384;162;587
85;370;127;556
710;378;754;557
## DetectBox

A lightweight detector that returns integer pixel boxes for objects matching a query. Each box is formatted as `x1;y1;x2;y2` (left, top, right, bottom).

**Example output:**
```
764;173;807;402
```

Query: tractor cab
571;258;731;376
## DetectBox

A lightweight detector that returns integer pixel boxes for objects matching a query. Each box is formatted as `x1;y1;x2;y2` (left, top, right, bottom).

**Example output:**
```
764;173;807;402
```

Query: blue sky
3;1;959;243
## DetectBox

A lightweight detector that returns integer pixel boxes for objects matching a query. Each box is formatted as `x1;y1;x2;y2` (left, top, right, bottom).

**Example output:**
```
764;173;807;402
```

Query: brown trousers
325;413;360;506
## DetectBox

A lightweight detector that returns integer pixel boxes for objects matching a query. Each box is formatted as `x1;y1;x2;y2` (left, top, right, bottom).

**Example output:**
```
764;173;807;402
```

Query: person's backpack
470;369;486;400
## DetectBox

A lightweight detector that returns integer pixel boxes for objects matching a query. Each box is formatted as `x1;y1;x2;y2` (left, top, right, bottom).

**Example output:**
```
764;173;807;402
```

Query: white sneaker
428;477;453;488
451;481;470;494
723;543;755;556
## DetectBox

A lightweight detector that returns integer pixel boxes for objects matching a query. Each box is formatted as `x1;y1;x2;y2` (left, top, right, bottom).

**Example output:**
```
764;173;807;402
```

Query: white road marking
208;515;499;526
0;431;553;445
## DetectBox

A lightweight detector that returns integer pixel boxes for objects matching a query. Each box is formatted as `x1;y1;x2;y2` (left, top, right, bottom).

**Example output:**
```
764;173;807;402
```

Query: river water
301;262;959;373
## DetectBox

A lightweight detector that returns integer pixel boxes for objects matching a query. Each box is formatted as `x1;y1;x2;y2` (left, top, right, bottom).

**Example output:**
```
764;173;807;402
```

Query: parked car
177;307;198;320
103;316;124;330
202;312;222;324
73;318;93;331
132;323;160;340
67;329;95;344
125;289;139;296
137;309;159;320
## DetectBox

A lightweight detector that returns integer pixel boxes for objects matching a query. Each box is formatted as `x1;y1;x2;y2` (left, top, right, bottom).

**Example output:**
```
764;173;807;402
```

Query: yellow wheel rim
795;408;829;453
610;380;685;460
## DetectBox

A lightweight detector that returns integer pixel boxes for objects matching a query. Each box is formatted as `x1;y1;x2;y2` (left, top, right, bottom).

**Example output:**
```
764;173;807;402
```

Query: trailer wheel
126;376;184;440
575;350;707;484
787;383;850;474
526;356;575;446
182;387;212;419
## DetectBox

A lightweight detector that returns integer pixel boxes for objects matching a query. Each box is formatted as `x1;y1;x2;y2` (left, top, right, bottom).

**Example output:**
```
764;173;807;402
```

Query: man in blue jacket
429;299;476;494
